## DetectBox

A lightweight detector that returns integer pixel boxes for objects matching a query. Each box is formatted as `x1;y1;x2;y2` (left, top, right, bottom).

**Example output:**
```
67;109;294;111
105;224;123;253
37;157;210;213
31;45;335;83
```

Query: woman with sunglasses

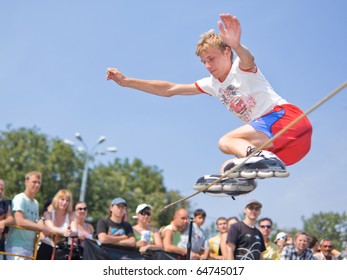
74;201;94;245
132;204;163;253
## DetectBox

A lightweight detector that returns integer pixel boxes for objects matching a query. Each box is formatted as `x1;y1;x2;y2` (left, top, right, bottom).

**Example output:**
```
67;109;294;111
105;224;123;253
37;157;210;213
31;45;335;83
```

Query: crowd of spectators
0;173;346;260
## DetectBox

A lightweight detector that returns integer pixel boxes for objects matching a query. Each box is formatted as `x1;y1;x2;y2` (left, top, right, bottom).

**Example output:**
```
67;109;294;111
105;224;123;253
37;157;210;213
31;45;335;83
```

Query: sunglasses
248;206;261;211
140;211;151;216
260;225;272;229
322;245;332;248
76;207;88;211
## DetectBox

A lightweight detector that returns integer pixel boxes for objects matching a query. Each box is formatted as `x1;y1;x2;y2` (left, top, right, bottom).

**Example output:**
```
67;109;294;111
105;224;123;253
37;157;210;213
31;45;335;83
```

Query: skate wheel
208;184;223;191
257;171;274;178
223;184;238;192
225;171;239;179
192;184;223;192
274;171;290;178
240;171;257;179
204;192;231;197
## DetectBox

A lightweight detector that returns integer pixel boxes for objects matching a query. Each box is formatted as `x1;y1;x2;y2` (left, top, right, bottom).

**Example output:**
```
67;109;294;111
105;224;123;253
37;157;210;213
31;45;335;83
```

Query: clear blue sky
1;0;346;230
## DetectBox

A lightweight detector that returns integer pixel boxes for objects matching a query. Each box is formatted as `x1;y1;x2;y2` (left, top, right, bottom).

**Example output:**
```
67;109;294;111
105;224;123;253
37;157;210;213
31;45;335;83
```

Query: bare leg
218;124;272;172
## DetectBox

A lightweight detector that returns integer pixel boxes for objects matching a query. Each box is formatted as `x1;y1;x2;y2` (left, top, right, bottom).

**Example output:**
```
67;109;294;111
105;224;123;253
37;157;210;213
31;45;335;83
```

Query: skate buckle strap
246;146;263;158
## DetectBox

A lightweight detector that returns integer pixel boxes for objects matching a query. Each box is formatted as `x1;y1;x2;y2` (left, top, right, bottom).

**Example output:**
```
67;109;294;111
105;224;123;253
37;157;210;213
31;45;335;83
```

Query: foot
224;149;289;179
193;174;257;197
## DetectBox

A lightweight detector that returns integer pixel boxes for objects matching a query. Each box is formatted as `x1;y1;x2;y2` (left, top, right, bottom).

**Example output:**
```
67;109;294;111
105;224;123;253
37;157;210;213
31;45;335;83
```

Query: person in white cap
132;203;162;253
274;231;291;254
96;197;135;247
226;199;265;260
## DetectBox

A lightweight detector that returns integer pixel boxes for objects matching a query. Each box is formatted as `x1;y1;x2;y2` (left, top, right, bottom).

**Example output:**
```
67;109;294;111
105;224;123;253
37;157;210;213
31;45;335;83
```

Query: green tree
87;158;189;228
0;126;188;228
302;211;347;250
0;126;82;208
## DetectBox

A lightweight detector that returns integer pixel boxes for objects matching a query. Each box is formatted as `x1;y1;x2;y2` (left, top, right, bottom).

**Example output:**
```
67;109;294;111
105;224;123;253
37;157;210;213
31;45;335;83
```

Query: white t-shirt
6;192;39;252
195;57;287;123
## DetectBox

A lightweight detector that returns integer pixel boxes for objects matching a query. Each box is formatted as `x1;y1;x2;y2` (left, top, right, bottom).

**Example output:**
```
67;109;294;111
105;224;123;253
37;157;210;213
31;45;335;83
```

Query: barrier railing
1;228;186;260
0;225;40;260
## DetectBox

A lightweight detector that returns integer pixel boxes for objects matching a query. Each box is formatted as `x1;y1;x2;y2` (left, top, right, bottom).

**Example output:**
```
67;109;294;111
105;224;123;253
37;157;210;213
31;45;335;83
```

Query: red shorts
250;104;312;166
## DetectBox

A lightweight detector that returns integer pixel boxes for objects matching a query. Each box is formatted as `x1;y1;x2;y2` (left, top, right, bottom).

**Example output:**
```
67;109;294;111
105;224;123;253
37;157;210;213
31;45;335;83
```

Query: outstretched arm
218;14;256;71
106;68;201;97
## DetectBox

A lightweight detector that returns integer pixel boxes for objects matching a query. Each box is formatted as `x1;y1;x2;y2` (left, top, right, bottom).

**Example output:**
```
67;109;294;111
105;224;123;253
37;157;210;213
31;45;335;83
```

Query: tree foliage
86;158;188;227
0;126;81;202
302;211;347;250
0;126;188;228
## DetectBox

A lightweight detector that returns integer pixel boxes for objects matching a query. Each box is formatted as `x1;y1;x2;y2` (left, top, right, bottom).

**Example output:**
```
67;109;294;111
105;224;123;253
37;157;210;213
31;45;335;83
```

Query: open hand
218;14;241;49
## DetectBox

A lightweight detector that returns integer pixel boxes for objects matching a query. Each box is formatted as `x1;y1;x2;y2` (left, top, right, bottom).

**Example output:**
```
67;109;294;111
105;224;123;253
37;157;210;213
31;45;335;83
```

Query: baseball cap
111;197;127;206
136;203;152;213
275;232;287;242
245;199;263;209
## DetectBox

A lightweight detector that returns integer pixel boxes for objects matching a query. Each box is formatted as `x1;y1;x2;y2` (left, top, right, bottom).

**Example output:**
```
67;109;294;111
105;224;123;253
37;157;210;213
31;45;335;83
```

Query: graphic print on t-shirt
217;84;256;122
236;233;263;260
109;227;125;236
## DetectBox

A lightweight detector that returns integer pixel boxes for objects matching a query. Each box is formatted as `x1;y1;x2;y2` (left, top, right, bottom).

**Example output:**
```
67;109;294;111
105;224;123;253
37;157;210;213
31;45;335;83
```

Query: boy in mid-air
106;14;312;190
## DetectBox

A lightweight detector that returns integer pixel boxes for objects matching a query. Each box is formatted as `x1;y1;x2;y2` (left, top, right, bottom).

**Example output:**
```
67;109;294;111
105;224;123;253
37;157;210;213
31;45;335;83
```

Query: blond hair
51;189;73;213
195;29;233;61
25;171;42;180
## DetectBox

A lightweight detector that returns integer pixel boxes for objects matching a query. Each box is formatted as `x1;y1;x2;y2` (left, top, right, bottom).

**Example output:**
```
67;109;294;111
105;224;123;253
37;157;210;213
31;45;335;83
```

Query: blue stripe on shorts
249;109;285;139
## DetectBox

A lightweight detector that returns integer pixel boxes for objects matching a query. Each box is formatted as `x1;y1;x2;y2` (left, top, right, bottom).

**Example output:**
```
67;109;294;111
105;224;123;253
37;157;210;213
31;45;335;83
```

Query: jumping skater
106;13;312;183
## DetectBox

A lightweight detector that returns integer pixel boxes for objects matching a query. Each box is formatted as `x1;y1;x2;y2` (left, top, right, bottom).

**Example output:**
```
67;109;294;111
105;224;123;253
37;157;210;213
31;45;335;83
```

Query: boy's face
194;215;206;227
110;203;127;218
199;47;232;81
294;234;309;251
216;219;227;233
25;175;41;195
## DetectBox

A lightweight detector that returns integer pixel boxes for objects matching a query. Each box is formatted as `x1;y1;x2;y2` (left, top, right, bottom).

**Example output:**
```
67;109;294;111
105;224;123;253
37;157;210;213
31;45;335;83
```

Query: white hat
275;232;287;242
135;203;152;214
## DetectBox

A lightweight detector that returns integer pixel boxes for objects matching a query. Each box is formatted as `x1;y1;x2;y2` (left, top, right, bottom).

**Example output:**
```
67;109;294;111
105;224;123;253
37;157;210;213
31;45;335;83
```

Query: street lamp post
64;132;117;202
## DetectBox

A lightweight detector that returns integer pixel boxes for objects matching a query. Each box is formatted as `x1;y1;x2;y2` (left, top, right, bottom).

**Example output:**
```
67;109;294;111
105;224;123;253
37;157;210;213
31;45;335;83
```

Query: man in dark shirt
226;200;265;260
0;178;14;257
97;197;135;247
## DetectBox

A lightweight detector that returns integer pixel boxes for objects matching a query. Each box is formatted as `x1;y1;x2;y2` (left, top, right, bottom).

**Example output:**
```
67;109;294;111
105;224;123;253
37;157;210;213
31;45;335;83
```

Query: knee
218;136;231;153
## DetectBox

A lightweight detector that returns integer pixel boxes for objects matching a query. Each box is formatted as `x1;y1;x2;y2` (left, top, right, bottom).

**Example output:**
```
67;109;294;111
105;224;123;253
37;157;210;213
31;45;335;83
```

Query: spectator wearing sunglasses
258;217;280;260
314;239;342;260
274;231;292;254
226;199;266;260
132;204;163;253
74;201;94;245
